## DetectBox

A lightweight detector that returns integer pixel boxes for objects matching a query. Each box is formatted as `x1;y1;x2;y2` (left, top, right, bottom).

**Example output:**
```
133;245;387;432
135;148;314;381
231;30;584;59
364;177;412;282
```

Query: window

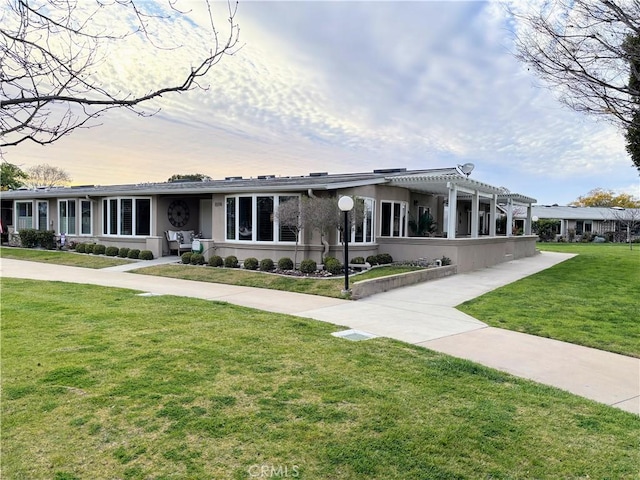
37;201;48;231
350;197;374;243
81;200;92;235
16;201;33;230
59;200;77;235
381;201;407;237
103;197;152;236
278;195;298;242
226;194;300;242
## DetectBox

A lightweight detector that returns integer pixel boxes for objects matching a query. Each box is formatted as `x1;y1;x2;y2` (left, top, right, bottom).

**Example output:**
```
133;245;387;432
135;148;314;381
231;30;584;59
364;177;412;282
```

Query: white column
489;194;497;237
471;190;480;238
525;205;533;235
447;183;457;239
506;200;513;237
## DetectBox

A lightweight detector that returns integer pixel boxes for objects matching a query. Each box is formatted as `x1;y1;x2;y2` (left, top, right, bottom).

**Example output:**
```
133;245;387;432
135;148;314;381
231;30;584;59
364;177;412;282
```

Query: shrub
224;255;239;268
440;256;452;266
278;257;294;270
366;255;378;266
127;249;140;259
38;231;56;250
181;252;193;264
92;244;106;255
323;256;342;275
139;250;154;260
118;247;130;258
351;256;365;265
18;229;39;248
75;243;86;253
260;258;274;271
300;259;317;274
84;243;95;254
376;253;393;265
105;246;119;257
190;253;205;265
208;255;223;267
243;257;259;270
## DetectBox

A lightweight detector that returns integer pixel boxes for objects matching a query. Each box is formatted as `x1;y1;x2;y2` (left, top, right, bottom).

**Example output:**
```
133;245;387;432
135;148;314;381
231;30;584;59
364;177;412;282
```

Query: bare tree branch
510;0;640;127
0;0;241;148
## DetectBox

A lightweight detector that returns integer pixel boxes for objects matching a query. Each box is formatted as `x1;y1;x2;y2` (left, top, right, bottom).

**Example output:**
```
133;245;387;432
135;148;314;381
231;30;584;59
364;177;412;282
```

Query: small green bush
440;256;452;266
224;255;239;268
139;250;154;260
260;258;274;271
323;256;342;275
105;246;119;257
351;256;365;265
75;243;86;253
366;255;378;266
181;252;193;264
118;247;130;258
127;249;140;259
38;231;56;250
278;257;294;270
376;253;393;265
243;257;259;270
300;259;317;274
190;253;205;265
18;229;39;248
92;244;106;255
208;255;223;267
84;243;95;254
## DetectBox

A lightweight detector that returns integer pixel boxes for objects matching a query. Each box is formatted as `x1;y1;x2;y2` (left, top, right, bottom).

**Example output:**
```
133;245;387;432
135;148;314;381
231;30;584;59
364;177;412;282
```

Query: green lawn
458;243;640;357
2;278;638;479
0;246;132;268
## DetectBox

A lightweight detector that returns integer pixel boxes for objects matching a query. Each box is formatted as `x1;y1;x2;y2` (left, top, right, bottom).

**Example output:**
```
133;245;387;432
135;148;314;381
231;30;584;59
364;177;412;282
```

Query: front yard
2;278;638;479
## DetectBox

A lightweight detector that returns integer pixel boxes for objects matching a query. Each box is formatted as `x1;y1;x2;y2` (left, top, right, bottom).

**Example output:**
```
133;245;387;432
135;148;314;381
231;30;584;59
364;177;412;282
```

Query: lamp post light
338;196;354;293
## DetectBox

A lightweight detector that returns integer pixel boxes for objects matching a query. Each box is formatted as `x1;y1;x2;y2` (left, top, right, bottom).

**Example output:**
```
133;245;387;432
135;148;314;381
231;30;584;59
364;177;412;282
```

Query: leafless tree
510;1;639;147
276;197;304;267
25;162;71;187
609;207;640;249
1;0;240;148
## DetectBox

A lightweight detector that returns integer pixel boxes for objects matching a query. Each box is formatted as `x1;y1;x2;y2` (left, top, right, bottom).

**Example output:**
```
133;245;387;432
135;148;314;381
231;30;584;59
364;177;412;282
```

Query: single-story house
515;205;640;241
0;166;539;272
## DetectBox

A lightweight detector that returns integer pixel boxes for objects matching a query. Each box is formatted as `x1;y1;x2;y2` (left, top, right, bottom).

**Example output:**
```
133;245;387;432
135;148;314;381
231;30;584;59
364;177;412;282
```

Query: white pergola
387;172;537;239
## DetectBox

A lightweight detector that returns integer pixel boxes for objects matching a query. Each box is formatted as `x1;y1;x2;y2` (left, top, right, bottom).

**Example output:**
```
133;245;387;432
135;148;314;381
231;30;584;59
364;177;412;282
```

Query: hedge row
75;243;153;260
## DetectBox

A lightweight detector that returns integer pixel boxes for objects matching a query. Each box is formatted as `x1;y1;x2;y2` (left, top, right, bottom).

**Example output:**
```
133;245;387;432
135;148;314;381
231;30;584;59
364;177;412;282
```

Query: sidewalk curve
1;252;638;414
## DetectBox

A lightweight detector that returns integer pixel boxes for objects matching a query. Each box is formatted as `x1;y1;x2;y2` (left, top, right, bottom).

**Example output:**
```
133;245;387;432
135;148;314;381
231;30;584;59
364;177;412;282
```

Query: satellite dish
457;163;475;177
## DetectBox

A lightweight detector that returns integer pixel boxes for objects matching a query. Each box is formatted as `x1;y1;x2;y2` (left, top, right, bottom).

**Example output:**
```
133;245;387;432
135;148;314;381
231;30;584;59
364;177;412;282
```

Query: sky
4;0;640;205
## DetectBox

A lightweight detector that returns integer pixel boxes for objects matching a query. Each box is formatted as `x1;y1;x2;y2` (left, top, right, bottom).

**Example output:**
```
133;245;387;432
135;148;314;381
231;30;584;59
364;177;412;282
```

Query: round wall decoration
167;200;190;228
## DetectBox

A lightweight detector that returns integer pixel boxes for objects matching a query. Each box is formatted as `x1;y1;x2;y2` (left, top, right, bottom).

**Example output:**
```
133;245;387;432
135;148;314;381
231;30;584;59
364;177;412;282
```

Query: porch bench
165;230;195;255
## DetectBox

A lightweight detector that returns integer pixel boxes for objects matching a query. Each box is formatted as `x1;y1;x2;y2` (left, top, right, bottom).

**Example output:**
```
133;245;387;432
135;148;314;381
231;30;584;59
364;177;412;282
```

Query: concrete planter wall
350;265;457;300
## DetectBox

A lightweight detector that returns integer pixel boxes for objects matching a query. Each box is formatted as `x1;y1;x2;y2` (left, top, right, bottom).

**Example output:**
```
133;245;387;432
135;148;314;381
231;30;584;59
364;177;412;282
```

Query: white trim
224;193;301;244
102;196;152;237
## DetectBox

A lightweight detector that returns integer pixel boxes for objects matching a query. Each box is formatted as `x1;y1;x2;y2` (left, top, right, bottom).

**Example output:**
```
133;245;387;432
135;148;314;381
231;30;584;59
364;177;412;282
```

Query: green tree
625;35;640;170
168;174;212;182
0;162;27;190
570;188;640;208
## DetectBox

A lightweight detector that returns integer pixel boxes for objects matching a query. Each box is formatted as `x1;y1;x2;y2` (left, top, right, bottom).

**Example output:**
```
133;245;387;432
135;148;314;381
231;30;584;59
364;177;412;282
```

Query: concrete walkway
1;252;638;414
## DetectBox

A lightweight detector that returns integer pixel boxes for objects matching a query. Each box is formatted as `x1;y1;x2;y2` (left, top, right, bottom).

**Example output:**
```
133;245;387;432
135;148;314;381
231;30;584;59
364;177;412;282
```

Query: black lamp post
338;196;354;293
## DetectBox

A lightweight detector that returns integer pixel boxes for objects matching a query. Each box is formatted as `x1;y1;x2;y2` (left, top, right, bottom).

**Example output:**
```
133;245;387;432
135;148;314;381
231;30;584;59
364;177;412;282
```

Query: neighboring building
516;205;640;241
0;167;539;272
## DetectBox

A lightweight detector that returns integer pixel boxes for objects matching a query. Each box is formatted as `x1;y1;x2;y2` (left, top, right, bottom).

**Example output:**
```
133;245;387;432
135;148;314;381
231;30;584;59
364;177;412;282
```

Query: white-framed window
81;200;92;235
15;201;33;231
348;197;375;244
59;199;77;235
102;197;152;236
380;200;408;237
37;201;48;231
225;194;300;242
